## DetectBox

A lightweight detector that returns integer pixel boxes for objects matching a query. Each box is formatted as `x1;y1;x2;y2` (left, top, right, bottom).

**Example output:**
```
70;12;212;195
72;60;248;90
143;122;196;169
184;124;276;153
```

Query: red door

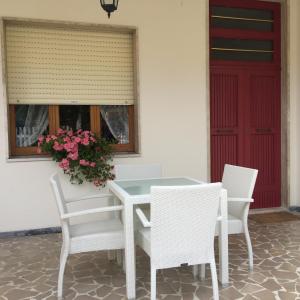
211;67;281;208
210;0;281;208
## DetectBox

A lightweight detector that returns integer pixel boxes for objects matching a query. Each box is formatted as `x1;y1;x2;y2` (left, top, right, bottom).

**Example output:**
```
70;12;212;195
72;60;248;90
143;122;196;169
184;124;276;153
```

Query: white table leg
123;202;136;300
219;188;229;286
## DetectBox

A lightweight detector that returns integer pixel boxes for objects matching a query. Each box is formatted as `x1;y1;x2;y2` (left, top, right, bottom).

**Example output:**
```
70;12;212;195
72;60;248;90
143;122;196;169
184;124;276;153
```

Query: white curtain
101;106;129;144
16;105;48;147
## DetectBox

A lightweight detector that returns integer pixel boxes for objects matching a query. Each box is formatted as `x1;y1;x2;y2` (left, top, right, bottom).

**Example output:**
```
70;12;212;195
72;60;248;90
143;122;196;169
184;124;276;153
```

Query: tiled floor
1;219;300;300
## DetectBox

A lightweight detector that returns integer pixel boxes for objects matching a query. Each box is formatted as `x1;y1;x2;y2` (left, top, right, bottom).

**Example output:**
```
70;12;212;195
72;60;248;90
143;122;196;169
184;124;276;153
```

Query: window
210;1;280;64
4;20;137;156
211;6;274;32
211;38;274;61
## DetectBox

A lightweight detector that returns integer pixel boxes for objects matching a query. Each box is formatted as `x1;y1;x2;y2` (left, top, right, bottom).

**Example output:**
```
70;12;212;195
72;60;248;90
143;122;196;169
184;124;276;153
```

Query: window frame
3;18;139;158
9;104;135;157
209;0;281;67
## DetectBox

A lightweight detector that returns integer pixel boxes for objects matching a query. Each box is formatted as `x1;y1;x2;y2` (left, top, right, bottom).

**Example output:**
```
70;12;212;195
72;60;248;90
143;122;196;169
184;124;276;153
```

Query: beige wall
288;0;300;206
1;0;300;232
0;0;210;232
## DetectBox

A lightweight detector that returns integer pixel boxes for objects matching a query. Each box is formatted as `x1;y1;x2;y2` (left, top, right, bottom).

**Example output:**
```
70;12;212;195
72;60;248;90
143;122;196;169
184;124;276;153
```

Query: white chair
50;174;125;299
222;164;258;270
199;164;258;280
136;183;222;300
114;163;162;180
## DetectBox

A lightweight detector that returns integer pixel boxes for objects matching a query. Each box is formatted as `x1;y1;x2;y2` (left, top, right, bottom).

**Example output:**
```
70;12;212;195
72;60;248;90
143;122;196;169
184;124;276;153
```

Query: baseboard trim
3;206;299;238
0;227;61;238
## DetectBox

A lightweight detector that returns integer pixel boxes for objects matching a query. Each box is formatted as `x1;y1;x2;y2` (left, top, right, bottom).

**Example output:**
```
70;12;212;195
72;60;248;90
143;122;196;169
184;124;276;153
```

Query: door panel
246;70;281;208
210;68;243;182
211;135;239;182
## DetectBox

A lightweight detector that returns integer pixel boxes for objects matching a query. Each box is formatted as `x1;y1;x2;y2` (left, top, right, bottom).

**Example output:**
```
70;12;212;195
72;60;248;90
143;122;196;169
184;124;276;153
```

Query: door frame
206;0;289;209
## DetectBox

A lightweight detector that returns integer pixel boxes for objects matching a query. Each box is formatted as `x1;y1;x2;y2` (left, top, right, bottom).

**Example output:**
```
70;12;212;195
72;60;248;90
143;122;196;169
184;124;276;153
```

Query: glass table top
114;177;202;196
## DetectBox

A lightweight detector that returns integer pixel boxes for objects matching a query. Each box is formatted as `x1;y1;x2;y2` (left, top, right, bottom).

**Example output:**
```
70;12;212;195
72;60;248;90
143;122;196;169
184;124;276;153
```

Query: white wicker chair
114;163;162;180
221;164;258;270
136;183;222;300
199;164;258;279
50;174;124;299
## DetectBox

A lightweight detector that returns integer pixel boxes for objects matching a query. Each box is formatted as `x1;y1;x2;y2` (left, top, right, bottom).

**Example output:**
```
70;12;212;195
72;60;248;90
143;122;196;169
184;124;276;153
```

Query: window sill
7;152;141;163
6;156;52;163
114;152;141;158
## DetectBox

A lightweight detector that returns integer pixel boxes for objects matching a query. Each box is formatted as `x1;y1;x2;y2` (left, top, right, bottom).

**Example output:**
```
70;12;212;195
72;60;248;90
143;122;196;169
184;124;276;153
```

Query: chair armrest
61;205;123;219
228;197;253;203
136;208;151;228
66;193;113;203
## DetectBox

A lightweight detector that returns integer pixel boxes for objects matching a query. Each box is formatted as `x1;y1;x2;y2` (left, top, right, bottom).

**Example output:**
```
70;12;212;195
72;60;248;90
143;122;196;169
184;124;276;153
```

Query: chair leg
199;264;206;280
58;246;68;299
122;250;126;273
116;250;122;266
151;266;157;300
244;221;253;271
192;265;198;278
210;259;219;300
107;250;116;261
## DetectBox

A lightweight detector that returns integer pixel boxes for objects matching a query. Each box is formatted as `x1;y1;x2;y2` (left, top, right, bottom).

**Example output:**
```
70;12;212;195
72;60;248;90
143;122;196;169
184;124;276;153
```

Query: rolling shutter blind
5;23;135;105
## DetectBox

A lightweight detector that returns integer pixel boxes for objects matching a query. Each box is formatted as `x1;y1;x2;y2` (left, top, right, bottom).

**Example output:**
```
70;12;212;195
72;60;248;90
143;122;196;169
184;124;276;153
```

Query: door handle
216;129;234;133
256;128;272;133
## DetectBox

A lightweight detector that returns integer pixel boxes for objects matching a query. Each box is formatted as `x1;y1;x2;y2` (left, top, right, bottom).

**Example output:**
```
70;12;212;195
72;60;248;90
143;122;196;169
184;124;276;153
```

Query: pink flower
93;179;101;187
76;129;83;134
67;130;73;137
90;136;96;143
81;137;89;146
90;162;96;167
79;159;90;166
57;128;65;135
59;158;70;170
51;135;57;140
53;141;64;151
67;151;78;160
64;142;77;152
64;143;71;151
74;137;81;144
38;136;44;143
46;137;51;143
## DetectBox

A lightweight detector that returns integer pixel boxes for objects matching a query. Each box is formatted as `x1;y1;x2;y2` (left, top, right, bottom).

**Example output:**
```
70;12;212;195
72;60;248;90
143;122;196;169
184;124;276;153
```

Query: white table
108;177;228;300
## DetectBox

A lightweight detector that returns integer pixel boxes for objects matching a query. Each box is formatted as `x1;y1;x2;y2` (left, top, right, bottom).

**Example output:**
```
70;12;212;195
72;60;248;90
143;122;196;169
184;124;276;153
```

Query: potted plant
38;129;115;187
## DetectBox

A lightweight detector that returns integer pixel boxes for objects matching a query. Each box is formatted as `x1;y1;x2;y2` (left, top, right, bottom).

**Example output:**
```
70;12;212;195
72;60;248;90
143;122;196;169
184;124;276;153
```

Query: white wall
288;0;300;207
0;0;210;232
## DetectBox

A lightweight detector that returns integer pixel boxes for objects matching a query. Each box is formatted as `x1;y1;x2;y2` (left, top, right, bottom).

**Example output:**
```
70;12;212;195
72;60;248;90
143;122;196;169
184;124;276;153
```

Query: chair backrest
50;173;68;217
222;164;258;198
150;183;222;269
114;164;162;180
222;164;258;218
50;173;70;238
